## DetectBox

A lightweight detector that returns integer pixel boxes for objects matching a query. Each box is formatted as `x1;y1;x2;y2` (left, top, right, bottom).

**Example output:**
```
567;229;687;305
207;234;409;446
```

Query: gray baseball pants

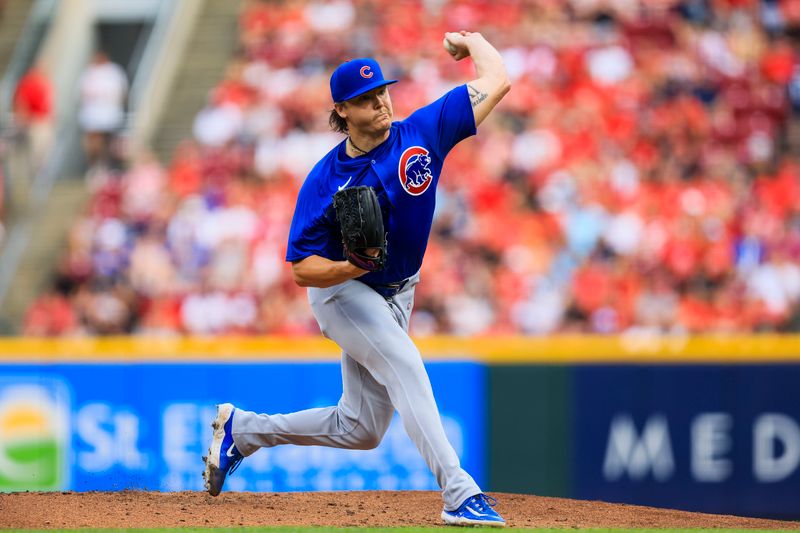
231;273;481;510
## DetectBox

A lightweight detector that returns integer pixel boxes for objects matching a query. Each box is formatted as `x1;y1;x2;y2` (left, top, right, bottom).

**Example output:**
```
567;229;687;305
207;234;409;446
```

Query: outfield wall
1;336;798;519
490;364;800;520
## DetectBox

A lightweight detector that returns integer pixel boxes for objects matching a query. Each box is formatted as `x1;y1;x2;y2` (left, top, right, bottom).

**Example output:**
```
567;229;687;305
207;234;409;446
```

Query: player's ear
334;102;347;120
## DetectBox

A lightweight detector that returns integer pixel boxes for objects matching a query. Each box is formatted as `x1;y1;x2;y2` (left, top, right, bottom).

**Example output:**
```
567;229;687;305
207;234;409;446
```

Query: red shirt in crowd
13;68;53;122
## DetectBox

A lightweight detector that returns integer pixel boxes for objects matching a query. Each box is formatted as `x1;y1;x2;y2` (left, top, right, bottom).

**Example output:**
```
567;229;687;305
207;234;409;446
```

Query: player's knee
356;433;382;450
357;431;383;450
351;428;384;450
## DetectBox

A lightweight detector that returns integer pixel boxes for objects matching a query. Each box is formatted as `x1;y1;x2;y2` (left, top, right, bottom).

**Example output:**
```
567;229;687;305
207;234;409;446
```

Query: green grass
5;527;800;533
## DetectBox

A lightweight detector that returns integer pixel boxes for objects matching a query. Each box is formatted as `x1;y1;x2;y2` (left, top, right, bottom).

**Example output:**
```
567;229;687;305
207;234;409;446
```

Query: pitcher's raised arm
443;31;511;127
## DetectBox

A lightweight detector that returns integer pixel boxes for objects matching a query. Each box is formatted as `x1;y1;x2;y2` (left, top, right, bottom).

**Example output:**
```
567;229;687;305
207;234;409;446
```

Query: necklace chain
348;137;368;154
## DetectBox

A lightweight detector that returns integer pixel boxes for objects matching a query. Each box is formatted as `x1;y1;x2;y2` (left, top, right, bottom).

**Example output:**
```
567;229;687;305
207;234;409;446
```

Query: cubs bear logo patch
398;146;433;196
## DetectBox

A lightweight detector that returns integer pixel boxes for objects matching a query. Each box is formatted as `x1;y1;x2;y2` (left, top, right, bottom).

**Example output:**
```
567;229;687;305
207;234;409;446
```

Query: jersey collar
334;124;397;171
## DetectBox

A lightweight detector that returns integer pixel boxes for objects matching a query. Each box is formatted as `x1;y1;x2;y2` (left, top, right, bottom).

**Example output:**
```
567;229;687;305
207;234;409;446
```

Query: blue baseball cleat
202;403;243;496
442;494;506;527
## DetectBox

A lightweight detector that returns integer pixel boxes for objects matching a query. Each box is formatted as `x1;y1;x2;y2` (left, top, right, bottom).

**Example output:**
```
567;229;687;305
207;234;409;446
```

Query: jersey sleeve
285;176;336;262
405;84;476;159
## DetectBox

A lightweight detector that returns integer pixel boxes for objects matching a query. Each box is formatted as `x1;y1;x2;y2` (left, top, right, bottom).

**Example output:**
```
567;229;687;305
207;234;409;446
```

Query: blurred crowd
24;0;800;336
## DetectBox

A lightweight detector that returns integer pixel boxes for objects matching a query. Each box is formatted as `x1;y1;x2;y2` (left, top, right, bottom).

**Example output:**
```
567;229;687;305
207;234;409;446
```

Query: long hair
329;108;348;133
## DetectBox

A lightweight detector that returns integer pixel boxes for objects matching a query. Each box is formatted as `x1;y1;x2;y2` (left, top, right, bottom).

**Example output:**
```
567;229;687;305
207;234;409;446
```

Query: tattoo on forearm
468;84;488;107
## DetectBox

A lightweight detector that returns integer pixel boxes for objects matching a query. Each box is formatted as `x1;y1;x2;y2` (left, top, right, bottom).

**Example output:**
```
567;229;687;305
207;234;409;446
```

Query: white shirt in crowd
79;60;128;132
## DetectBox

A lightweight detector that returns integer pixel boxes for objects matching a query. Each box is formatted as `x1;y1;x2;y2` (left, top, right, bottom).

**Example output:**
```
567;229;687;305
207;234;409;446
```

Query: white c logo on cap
360;66;373;79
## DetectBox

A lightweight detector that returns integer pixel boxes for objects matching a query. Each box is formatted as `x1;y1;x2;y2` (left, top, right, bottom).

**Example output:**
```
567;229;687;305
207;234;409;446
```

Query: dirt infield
1;490;797;529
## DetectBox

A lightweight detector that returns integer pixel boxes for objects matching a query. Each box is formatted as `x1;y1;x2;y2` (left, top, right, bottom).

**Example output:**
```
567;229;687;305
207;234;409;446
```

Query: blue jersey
286;84;476;286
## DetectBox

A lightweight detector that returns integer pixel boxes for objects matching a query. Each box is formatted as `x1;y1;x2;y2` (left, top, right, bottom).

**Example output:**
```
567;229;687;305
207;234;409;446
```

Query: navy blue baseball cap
330;58;397;103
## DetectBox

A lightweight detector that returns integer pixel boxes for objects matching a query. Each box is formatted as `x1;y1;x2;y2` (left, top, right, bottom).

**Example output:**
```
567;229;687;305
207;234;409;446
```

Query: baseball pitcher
204;31;510;527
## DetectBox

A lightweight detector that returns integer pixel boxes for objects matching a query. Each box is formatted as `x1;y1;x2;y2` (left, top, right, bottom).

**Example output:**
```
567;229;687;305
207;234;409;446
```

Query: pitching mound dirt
1;491;797;529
